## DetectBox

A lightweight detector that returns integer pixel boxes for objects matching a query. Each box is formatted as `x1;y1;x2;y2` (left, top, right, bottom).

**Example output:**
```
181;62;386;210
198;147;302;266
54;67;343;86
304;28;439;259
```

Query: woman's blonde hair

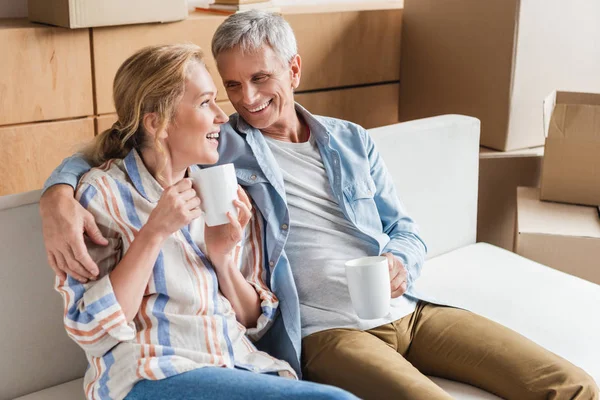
85;43;205;167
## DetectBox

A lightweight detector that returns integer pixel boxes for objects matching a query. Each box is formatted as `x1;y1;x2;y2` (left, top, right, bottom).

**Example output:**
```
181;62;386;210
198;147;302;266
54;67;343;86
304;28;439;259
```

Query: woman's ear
142;113;167;139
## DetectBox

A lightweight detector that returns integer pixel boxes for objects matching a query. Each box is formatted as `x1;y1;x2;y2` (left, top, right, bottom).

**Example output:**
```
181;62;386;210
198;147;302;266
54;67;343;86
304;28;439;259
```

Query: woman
55;44;355;400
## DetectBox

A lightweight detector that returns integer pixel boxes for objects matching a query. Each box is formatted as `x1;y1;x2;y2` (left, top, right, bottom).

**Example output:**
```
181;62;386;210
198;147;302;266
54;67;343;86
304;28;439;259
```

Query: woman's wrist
138;224;168;246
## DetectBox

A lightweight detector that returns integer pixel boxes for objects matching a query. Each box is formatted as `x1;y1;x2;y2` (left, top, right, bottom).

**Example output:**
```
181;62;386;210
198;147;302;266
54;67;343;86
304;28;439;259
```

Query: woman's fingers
233;199;252;228
180;187;198;202
237;186;252;211
186;196;202;211
226;212;243;241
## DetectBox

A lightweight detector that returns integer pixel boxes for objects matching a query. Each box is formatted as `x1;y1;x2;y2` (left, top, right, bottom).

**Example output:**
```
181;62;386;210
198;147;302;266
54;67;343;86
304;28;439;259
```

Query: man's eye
226;83;240;89
253;75;267;82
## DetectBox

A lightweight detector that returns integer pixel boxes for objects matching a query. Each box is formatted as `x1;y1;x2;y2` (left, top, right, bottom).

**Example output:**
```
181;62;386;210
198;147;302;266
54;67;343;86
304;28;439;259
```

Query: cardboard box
540;91;600;207
399;0;600;151
92;8;402;114
514;187;600;285
477;147;543;250
28;0;188;29
296;83;400;129
0;19;93;126
0;118;95;196
288;8;402;93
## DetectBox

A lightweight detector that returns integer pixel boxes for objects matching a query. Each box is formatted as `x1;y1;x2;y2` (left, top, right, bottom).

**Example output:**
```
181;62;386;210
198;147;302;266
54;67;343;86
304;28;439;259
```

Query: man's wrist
40;184;76;214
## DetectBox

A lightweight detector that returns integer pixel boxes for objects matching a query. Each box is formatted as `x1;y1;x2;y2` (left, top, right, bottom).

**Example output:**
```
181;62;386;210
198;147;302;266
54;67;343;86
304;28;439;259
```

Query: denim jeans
126;367;358;400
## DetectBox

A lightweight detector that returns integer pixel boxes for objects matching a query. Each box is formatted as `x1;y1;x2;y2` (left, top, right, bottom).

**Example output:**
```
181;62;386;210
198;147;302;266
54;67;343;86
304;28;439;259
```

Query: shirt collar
123;149;200;203
233;102;330;144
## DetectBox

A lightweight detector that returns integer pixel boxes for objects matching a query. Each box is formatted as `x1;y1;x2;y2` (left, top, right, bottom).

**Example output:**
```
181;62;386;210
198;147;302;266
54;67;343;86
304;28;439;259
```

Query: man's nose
242;84;259;104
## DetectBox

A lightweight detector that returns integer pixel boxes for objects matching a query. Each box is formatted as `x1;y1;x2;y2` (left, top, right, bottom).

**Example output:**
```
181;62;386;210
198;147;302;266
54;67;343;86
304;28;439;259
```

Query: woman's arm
56;177;201;357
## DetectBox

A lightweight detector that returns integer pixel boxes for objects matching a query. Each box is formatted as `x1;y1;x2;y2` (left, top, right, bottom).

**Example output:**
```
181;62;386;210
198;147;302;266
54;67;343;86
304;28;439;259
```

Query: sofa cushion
13;379;83;400
417;242;600;398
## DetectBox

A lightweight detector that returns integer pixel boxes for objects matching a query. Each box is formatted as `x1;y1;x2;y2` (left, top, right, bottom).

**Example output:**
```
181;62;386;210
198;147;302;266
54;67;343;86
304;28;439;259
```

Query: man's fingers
71;241;100;277
84;216;108;246
47;252;66;280
56;252;87;283
66;247;95;281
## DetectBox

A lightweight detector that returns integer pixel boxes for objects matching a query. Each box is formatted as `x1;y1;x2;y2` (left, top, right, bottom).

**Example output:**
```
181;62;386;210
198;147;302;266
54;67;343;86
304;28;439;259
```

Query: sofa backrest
368;115;480;258
0;190;87;400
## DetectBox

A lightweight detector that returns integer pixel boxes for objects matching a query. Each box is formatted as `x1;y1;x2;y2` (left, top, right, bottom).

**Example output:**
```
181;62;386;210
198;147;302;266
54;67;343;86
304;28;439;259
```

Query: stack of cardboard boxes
514;92;600;285
399;0;600;284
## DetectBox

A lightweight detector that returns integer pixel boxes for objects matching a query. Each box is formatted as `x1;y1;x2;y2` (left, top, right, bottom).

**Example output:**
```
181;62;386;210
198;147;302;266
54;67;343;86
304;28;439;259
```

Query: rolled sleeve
42;154;92;194
57;274;135;357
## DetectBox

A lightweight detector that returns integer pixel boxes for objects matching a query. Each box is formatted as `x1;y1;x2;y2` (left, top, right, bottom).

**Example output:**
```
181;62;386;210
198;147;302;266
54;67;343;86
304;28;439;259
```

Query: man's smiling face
216;45;301;131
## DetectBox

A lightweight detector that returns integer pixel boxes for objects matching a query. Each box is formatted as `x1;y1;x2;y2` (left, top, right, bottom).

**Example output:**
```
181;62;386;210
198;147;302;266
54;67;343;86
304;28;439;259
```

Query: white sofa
1;115;598;400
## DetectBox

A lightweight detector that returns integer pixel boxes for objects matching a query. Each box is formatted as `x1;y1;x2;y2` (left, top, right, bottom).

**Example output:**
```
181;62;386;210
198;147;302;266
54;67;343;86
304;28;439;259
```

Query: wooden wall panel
295;83;399;129
0;20;93;125
0;118;95;195
288;9;402;92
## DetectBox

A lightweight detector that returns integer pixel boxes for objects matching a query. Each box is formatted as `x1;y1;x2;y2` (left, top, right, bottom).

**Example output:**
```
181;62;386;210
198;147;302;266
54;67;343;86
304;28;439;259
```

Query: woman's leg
126;367;358;400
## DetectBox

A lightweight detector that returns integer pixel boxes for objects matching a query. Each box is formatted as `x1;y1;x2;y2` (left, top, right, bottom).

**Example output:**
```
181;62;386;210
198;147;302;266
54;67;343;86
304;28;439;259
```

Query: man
40;10;598;400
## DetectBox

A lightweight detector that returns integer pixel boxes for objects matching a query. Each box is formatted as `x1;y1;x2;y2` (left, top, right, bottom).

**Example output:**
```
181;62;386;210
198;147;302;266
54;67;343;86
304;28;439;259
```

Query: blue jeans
126;367;358;400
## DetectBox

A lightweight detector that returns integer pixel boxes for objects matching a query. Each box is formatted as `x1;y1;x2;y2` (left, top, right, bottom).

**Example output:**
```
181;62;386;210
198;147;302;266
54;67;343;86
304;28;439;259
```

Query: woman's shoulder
77;158;128;193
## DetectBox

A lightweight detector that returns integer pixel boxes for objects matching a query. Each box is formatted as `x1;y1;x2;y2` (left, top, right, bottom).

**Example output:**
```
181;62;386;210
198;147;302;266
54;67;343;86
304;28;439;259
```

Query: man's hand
382;253;407;298
40;185;108;283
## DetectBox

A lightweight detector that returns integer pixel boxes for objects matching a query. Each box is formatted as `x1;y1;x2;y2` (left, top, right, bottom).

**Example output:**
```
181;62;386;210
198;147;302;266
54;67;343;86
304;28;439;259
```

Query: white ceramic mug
189;163;238;227
345;256;391;319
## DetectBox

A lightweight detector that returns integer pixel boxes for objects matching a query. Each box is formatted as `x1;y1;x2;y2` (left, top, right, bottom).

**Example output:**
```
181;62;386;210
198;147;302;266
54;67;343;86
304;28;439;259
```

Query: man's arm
40;154;108;282
363;129;427;294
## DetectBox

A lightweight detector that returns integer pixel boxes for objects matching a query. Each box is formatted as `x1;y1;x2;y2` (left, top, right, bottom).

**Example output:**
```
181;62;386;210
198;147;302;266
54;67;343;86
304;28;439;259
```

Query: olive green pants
302;302;598;400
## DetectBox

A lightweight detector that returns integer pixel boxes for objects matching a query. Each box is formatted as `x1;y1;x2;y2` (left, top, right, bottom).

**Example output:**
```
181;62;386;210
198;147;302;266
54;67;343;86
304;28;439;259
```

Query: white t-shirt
265;134;417;338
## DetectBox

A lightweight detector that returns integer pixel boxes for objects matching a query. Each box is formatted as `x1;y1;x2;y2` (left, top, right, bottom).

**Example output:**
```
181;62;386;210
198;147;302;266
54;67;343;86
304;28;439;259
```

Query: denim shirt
43;104;427;376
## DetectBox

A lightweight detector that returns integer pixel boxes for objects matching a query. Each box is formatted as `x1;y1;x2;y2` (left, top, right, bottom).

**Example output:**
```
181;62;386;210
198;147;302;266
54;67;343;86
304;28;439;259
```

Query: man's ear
290;54;302;90
142;113;167;139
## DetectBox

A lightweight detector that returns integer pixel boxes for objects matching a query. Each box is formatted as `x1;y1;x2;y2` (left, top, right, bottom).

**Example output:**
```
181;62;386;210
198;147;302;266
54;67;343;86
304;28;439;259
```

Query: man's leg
403;302;599;400
302;326;453;400
126;367;358;400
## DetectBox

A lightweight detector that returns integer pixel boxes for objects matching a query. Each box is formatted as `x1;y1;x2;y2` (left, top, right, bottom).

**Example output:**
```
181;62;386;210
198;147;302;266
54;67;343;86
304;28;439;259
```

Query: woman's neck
140;147;186;188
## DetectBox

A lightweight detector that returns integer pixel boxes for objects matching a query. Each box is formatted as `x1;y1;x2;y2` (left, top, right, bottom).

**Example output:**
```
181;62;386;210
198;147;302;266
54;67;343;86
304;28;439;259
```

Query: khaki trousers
302;302;599;400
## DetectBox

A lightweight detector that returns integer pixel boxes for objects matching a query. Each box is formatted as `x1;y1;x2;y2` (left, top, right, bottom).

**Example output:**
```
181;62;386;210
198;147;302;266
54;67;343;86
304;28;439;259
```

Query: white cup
345;256;391;319
189;163;238;227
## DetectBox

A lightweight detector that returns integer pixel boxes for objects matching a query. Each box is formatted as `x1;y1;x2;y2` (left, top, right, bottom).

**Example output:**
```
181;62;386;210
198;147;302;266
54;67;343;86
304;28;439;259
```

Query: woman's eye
200;100;210;108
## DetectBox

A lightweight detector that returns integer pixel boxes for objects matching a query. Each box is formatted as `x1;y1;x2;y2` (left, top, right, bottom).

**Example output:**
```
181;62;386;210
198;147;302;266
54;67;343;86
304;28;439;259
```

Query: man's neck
261;111;309;143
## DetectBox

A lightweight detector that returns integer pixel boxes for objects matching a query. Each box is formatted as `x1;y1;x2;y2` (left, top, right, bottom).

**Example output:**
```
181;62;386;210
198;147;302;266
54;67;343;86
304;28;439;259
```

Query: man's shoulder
312;114;366;136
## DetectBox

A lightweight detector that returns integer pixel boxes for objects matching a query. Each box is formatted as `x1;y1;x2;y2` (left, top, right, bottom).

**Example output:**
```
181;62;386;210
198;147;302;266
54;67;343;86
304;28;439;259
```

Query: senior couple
41;10;597;400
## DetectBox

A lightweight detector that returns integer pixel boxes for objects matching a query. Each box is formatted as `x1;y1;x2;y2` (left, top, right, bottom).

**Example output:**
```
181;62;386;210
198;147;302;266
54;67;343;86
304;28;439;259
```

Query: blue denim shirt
44;104;427;376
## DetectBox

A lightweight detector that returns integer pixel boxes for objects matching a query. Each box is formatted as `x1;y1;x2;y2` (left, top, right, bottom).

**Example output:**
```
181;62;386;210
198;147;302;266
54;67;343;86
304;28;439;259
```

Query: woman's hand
204;186;253;267
145;178;202;241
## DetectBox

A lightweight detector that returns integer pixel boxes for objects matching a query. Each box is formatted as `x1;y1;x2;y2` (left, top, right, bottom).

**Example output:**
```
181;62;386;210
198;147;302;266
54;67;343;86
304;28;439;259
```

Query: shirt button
269;261;275;267
250;174;257;180
281;224;288;230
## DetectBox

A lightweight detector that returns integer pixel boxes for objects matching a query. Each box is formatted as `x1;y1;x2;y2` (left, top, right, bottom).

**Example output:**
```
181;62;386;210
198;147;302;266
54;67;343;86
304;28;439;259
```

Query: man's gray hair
211;10;298;64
